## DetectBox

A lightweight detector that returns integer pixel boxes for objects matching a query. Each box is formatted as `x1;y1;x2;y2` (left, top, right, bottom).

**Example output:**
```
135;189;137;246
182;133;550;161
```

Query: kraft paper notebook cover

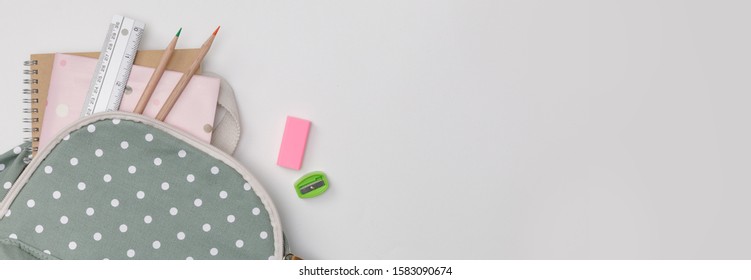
37;53;220;153
25;49;201;155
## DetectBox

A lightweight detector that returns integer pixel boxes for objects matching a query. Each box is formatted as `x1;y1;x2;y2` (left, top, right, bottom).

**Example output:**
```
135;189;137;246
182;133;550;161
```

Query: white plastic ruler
82;15;145;116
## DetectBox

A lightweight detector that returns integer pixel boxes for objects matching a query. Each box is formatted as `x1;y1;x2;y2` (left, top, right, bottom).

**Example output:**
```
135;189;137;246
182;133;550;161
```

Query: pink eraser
277;116;311;170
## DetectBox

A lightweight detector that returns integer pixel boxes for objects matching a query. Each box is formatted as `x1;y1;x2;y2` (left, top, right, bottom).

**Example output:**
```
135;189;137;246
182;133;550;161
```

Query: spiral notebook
35;53;220;153
23;49;202;156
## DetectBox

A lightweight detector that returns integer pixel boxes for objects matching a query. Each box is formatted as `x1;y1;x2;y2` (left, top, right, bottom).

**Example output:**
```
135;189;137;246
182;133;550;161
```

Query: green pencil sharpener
294;171;329;199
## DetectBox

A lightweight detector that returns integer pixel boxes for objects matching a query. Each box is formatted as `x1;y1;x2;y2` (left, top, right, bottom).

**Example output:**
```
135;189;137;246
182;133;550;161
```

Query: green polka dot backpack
0;79;288;260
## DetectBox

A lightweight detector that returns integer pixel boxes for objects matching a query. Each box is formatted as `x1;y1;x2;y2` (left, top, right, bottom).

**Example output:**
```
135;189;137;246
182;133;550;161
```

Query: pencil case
0;78;289;259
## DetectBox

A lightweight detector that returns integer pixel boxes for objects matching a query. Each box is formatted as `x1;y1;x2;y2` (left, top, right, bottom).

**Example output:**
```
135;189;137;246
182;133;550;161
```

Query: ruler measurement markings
93;22;119;112
85;18;121;116
96;17;132;113
109;25;142;110
83;15;144;116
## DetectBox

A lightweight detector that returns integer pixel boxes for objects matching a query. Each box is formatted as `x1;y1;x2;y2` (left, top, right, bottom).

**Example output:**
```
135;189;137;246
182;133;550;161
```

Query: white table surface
2;0;751;259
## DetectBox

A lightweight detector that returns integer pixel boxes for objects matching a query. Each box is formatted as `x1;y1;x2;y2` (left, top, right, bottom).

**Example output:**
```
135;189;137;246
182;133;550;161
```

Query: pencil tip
213;26;220;36
176;27;182;37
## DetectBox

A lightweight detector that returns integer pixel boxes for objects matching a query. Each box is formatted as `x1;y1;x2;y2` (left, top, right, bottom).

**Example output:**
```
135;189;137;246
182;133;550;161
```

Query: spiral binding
23;60;40;162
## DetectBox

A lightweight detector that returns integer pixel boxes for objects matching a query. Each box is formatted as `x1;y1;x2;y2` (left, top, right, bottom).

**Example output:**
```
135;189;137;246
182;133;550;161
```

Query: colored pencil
135;27;182;114
156;26;219;121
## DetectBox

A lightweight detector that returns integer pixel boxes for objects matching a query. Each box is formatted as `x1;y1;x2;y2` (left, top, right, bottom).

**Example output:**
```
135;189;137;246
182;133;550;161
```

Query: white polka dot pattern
0;118;277;260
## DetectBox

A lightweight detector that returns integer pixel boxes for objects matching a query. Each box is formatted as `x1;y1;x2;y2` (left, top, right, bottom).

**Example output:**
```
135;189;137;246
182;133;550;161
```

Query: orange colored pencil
135;27;181;114
155;26;220;121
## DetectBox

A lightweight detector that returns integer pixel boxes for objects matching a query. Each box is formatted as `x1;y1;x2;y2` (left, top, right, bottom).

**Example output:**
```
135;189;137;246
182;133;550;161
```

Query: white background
1;0;750;259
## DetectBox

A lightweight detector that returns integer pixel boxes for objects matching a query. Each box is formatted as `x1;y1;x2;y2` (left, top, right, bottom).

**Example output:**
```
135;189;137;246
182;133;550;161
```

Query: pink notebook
38;53;220;152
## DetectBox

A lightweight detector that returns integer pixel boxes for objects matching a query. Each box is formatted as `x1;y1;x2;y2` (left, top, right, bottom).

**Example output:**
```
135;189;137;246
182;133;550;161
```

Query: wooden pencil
155;26;220;121
134;27;181;114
